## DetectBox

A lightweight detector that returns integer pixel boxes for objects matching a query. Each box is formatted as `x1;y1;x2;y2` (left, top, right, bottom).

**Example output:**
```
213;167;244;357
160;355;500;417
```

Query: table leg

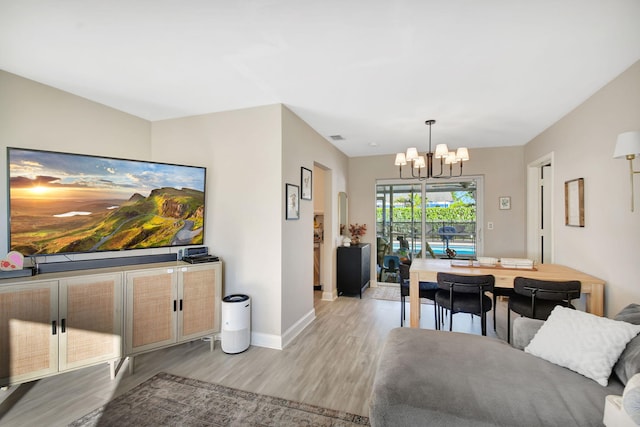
586;283;604;316
410;271;420;327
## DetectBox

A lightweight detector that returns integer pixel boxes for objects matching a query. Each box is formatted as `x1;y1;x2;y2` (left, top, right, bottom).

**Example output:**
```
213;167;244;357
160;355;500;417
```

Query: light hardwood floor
0;288;505;426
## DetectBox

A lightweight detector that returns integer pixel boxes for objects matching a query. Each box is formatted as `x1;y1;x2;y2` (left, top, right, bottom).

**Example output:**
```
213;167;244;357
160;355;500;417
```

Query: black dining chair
399;263;439;328
507;277;581;343
435;272;495;336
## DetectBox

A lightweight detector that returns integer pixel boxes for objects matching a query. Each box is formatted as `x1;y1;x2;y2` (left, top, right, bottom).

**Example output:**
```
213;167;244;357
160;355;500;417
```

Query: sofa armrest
511;317;545;350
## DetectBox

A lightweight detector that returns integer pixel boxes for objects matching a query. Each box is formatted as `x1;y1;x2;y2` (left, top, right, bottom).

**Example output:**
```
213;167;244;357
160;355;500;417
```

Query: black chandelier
394;120;469;180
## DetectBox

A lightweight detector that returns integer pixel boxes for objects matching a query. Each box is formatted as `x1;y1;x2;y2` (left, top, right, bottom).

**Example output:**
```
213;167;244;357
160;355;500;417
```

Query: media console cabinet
0;260;222;387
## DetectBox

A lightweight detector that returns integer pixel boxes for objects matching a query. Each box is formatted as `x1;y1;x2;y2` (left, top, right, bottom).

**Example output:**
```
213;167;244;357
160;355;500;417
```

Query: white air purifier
221;294;251;354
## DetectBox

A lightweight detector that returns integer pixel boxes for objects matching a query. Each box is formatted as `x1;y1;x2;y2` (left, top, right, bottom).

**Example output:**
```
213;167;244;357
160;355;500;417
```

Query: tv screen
7;147;206;256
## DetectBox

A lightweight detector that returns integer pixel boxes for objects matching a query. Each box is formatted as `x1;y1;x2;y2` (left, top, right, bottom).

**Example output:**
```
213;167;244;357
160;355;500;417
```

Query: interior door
540;163;552;264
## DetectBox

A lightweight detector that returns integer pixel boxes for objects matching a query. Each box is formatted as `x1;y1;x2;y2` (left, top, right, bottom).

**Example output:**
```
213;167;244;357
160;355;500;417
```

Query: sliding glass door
376;177;483;275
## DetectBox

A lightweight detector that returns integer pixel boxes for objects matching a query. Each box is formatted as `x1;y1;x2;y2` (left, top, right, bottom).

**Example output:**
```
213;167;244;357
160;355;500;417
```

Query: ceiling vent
329;135;345;141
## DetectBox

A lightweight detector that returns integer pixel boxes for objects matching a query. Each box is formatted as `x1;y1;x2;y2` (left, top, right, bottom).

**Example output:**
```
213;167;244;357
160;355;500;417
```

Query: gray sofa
369;323;626;426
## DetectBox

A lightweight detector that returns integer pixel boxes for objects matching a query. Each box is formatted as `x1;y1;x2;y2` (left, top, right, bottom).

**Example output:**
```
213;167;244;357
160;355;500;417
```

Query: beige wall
281;106;349;337
0;70;151;256
151;105;284;347
348;145;526;282
524;60;640;317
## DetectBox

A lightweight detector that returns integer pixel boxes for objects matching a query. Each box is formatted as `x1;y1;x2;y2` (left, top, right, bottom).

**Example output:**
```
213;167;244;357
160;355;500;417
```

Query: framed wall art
301;167;312;200
565;178;584;227
499;196;511;210
286;183;300;220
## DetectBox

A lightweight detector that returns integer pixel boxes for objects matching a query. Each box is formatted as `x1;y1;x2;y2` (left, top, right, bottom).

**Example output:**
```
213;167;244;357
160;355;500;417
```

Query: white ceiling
1;1;639;157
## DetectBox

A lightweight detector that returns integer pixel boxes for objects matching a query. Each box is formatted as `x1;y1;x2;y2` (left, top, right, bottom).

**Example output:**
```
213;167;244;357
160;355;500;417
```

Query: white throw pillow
525;306;640;386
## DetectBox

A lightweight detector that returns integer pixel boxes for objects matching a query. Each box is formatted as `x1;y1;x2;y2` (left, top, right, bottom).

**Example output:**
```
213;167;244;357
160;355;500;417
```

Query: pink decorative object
0;251;24;271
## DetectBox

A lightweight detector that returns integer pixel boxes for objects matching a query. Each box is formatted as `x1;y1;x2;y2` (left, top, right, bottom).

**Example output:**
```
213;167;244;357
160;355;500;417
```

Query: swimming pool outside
392;241;476;256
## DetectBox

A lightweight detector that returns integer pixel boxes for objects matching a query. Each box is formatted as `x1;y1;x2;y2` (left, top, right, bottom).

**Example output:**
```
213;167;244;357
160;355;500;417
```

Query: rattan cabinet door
58;273;123;372
0;281;58;387
177;263;221;342
125;267;178;355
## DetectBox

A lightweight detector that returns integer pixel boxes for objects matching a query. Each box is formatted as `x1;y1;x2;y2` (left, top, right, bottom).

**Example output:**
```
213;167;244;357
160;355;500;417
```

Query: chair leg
493;293;497;331
507;307;511;344
433;302;438;330
481;312;486;336
400;295;404;327
449;309;453;331
438;306;445;330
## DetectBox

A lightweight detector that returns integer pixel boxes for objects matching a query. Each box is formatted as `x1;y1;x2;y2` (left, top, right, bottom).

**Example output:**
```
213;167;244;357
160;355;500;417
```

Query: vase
352;237;360;245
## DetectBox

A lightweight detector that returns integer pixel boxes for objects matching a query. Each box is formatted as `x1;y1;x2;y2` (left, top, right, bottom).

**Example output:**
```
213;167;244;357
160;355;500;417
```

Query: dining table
409;258;606;328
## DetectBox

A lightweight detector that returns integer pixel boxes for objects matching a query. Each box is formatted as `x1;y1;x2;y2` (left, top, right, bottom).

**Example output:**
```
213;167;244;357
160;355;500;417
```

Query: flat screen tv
7;147;206;256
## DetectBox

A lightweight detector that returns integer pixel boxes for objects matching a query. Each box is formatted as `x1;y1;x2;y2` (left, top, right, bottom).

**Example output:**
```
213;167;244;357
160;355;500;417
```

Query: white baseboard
281;308;315;348
322;290;337;301
249;308;316;350
250;331;283;350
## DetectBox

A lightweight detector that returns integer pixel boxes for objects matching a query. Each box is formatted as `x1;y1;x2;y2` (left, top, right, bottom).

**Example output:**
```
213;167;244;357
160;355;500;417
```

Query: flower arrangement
348;223;367;244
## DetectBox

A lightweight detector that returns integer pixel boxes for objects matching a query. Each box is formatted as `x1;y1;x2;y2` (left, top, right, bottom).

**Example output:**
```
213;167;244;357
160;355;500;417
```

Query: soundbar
37;253;178;274
0;268;35;280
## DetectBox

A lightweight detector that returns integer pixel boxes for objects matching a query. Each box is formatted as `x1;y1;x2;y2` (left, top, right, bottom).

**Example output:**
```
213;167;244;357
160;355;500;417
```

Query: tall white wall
151;105;284;347
524;60;640;316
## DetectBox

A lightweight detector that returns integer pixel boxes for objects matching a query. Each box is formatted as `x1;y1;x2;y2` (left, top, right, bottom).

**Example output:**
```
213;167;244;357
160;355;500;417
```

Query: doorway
313;165;326;292
527;153;554;263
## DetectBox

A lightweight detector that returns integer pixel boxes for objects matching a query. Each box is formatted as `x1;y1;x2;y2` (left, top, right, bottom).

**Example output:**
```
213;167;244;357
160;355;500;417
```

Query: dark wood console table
337;243;371;298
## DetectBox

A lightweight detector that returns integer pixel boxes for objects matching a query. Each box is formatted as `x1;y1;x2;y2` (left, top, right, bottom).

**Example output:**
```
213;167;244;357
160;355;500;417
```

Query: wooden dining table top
409;258;605;286
408;258;606;327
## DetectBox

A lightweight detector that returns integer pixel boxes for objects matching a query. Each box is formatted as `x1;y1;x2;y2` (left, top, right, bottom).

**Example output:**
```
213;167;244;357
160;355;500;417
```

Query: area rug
369;285;433;304
69;372;370;426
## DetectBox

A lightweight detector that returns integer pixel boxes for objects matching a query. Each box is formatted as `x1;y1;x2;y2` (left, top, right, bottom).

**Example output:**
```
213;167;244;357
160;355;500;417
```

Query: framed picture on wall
301;167;312;200
565;178;585;227
286;183;300;220
499;196;511;210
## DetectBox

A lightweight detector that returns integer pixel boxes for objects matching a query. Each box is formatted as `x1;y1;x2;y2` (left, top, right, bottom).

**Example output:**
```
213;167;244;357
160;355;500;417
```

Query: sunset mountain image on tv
8;148;206;256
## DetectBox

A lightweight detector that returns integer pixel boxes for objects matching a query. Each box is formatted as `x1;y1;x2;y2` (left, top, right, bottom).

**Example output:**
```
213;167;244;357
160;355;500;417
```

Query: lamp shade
456;147;469;161
395;152;407;166
406;147;419;161
413;156;426;169
614;131;640;158
444;151;458;165
434;144;449;159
